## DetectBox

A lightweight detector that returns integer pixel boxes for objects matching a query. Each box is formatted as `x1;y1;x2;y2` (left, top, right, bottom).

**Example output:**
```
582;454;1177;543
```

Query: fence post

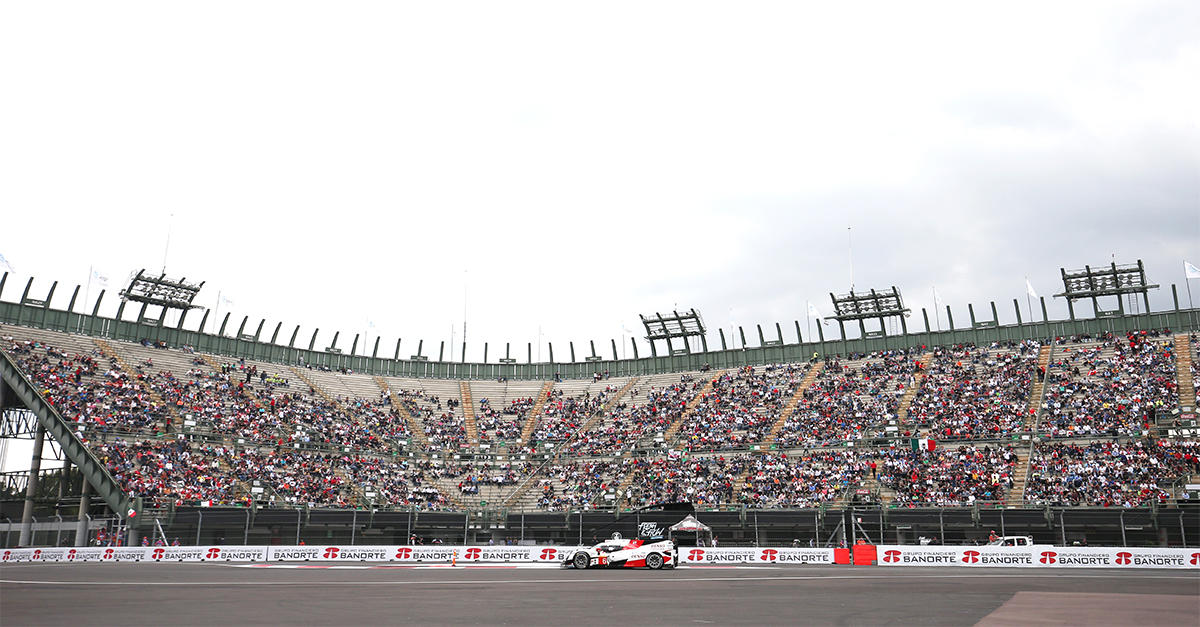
244;508;251;545
196;511;203;546
55;514;63;547
351;509;357;545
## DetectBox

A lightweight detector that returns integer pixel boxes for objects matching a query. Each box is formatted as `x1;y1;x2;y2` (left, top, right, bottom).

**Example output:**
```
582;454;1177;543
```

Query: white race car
565;537;677;570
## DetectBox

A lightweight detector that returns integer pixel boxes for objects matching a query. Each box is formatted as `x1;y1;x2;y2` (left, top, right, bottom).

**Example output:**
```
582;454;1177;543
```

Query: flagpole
214;290;221;336
847;226;854;291
1024;276;1033;324
82;266;93;333
932;287;941;331
806;301;812;343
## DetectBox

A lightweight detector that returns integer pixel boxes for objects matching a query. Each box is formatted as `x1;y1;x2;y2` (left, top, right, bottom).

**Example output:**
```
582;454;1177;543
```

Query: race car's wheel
573;552;590;570
645;553;664;570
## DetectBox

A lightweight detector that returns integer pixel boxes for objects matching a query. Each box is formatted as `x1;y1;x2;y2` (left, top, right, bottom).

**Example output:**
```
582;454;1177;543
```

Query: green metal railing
3;272;1197;381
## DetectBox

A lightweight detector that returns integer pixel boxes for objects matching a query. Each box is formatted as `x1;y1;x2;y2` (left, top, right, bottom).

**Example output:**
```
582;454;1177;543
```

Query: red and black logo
323;547;340;559
688;549;706;561
883;550;902;563
465;548;482;559
1115;552;1132;565
206;548;221;559
1039;551;1057;564
102;548;115;560
539;548;557;560
31;549;42;560
1190;553;1200;566
152;548;166;560
760;549;778;561
395;547;413;559
2;551;10;562
67;549;77;560
962;550;980;564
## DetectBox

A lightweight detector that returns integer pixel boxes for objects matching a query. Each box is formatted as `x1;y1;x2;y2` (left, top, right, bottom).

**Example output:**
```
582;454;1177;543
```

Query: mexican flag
910;438;936;452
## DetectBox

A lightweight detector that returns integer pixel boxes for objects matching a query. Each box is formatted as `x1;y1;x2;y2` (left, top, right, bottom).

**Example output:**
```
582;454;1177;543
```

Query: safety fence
2;545;1197;569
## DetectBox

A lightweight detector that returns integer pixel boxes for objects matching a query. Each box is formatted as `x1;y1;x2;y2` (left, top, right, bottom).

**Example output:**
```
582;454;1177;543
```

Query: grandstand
1;270;1198;549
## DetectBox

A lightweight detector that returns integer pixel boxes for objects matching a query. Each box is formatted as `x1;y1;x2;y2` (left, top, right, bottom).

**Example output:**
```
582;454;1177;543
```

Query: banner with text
680;547;835;565
876;545;1200;569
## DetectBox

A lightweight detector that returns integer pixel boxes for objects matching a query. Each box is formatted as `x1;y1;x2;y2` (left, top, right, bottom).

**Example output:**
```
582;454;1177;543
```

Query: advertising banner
1033;547;1200;570
876;545;1040;567
680;547;835;564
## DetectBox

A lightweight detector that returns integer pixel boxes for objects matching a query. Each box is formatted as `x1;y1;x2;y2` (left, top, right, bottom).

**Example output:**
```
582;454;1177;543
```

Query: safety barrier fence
3;545;1197;569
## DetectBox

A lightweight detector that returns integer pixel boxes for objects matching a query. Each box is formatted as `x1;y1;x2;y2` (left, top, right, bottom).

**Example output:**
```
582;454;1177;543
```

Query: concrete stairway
568;376;641;439
1175;334;1195;412
762;362;824;445
290;366;388;448
92;338;180;432
897;352;934;427
198;354;261;404
499;378;640;510
663;372;724;445
1026;344;1053;431
460;382;479;445
289;366;338;405
373;375;428;448
1008;449;1031;507
519;380;557;444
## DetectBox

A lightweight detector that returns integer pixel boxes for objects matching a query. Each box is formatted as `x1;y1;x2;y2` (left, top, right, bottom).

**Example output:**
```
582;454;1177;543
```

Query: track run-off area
3;563;1197;626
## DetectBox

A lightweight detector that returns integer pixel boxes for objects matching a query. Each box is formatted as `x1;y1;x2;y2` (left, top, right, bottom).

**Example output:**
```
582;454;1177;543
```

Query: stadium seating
2;323;1192;513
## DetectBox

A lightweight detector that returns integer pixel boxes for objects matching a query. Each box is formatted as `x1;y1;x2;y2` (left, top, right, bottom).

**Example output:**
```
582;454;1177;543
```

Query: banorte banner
681;547;835;565
0;546;267;562
876;545;1200;569
5;545;1196;568
876;545;1039;567
1033;547;1200;570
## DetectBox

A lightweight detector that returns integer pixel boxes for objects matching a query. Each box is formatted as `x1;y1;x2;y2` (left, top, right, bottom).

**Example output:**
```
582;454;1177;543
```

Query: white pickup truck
986;536;1034;547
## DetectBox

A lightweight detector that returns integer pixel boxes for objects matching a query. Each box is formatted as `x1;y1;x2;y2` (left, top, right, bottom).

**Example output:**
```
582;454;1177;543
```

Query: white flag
92;270;109;286
933;287;944;307
1025;278;1038;299
807;302;821;319
1186;261;1200;280
0;254;13;272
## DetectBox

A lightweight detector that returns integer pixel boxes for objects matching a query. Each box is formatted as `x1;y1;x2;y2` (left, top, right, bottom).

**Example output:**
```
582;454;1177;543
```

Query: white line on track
1;573;1195;586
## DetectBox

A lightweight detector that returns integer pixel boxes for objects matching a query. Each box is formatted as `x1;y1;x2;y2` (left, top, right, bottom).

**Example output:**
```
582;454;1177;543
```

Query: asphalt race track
2;563;1197;626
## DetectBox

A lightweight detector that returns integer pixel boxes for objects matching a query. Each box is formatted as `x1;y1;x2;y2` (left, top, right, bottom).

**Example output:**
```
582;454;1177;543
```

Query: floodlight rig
640;309;707;357
1054;260;1158;318
827;286;910;339
119;269;205;325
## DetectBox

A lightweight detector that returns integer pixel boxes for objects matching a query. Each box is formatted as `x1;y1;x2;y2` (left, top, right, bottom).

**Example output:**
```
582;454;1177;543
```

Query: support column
19;424;47;546
76;480;91;547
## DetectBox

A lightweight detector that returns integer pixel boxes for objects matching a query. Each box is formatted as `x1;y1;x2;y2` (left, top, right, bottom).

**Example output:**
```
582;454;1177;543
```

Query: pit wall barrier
874;545;1200;570
679;547;836;564
0;545;569;564
3;545;1198;569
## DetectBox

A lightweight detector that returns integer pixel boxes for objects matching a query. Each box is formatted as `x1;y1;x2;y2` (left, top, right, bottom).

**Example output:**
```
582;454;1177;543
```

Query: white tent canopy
669;514;711;533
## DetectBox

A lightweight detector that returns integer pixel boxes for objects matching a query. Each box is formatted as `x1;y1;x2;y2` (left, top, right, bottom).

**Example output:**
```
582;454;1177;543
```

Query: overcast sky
2;1;1198;363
